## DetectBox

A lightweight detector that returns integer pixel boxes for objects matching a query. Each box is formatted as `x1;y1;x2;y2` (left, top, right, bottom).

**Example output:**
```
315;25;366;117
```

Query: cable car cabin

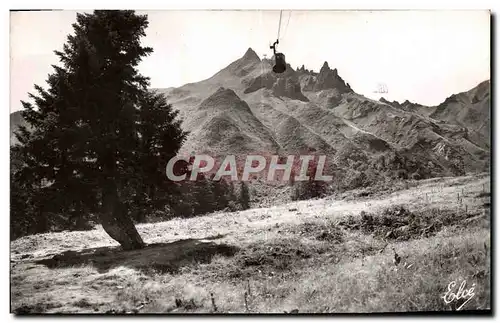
270;40;286;74
273;53;287;74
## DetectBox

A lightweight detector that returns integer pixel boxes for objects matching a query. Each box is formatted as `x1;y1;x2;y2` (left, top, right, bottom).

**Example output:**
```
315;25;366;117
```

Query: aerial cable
270;10;287;74
276;10;283;41
281;11;292;42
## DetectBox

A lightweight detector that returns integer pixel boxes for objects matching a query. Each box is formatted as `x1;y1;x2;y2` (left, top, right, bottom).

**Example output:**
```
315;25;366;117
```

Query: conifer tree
11;10;187;249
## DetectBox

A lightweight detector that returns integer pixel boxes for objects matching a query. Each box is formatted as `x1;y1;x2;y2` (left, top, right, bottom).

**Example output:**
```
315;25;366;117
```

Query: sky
10;10;490;112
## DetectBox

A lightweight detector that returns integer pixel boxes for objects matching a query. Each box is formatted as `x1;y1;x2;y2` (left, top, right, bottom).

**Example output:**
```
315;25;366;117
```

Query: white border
2;1;498;322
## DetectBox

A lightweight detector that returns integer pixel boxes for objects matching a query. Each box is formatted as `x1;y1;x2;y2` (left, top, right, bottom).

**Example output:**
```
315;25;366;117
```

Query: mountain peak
214;86;237;97
242;47;260;62
314;61;351;93
198;87;244;112
379;97;390;104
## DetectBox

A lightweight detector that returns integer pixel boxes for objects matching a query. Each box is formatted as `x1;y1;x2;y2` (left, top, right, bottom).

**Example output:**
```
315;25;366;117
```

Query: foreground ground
11;174;491;314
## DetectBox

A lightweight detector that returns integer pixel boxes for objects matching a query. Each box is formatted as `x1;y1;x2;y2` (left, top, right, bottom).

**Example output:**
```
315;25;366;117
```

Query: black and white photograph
8;5;492;315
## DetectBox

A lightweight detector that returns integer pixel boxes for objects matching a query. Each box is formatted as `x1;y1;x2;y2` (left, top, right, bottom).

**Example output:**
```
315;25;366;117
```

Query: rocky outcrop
243;65;309;102
313;61;351;93
272;76;309;102
379;97;392;105
243;72;276;94
300;74;316;91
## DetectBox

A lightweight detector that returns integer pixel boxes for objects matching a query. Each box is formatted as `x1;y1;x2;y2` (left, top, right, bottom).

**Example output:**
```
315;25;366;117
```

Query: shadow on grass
35;236;238;275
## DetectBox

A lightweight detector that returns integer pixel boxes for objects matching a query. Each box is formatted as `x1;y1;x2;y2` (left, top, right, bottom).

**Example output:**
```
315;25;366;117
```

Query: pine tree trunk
100;180;145;250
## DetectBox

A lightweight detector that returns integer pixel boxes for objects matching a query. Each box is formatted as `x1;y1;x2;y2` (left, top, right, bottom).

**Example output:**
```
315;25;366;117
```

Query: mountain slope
429;80;490;147
180;87;280;155
10;111;29;146
10;48;490;186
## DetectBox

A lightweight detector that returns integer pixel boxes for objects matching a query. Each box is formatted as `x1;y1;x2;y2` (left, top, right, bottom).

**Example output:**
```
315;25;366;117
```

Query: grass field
10;173;491;314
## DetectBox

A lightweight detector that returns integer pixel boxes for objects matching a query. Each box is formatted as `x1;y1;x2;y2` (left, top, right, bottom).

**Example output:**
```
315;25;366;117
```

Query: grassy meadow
10;174;491;314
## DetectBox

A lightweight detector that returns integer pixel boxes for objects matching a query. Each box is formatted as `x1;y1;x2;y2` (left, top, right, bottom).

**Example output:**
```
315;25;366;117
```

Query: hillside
429;80;491;148
157;48;490;184
9;48;491;314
